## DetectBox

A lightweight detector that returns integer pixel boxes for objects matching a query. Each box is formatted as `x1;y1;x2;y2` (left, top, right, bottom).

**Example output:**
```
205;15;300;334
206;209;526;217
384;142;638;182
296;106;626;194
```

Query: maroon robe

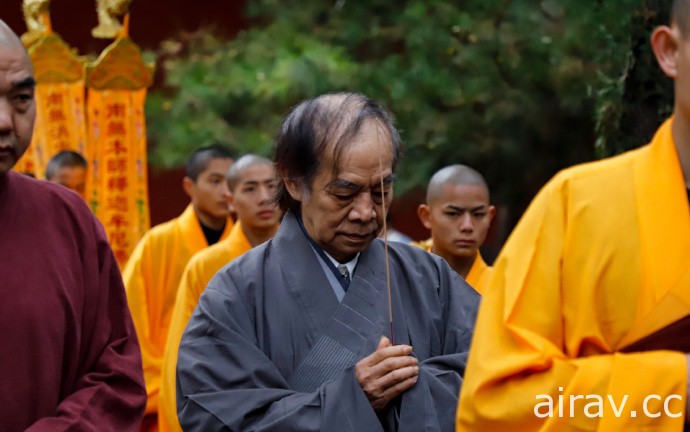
0;171;146;431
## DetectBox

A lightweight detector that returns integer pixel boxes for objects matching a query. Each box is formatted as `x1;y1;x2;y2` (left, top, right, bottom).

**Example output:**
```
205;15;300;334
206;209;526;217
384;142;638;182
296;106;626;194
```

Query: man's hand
355;336;419;412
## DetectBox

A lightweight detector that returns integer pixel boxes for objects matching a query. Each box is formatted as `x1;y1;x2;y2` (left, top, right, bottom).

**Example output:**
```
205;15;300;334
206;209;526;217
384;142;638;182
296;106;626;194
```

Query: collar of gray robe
274;212;407;391
310;245;347;301
294;213;354;295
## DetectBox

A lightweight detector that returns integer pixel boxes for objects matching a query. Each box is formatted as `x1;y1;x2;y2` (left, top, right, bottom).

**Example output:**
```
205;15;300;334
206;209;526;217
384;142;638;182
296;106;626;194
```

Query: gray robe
177;212;479;431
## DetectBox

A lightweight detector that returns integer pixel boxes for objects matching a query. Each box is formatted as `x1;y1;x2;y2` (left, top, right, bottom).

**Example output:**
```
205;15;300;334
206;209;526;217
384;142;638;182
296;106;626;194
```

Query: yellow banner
31;82;88;178
87;89;150;267
86;34;154;268
13;139;36;175
14;32;87;178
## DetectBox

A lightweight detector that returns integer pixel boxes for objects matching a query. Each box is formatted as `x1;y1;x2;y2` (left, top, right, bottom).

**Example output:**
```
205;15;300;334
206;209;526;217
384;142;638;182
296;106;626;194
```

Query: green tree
147;0;670;230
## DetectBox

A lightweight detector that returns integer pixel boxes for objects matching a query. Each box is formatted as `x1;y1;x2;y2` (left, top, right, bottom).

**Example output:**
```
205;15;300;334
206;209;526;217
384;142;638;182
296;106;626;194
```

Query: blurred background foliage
146;0;673;227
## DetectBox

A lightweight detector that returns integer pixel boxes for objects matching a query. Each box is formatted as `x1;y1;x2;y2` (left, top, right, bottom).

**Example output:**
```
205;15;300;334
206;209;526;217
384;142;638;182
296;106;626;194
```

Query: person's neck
194;207;226;231
672;112;690;189
242;223;279;247
432;246;476;278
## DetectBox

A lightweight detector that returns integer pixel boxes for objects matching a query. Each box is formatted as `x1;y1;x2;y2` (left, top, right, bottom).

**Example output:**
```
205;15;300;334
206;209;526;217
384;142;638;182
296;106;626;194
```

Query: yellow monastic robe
158;221;252;432
457;117;690;431
411;238;492;293
410;237;434;252
465;253;491;295
122;205;233;427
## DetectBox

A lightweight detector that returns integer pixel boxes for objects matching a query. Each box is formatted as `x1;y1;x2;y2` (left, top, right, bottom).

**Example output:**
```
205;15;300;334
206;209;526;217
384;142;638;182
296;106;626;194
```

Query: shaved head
0;21;27;51
426;164;490;205
226;154;274;192
0;20;32;82
186;144;233;181
418;163;495;276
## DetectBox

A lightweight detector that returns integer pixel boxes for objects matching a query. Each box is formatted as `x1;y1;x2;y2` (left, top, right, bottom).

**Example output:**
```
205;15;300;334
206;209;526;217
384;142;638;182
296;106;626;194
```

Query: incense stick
379;155;394;345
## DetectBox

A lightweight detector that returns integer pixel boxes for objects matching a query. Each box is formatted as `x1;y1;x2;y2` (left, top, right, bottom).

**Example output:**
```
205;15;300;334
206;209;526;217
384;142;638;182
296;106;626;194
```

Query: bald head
426;164;490;205
418;164;495;274
0;21;27;51
0;20;30;66
226;154;274;192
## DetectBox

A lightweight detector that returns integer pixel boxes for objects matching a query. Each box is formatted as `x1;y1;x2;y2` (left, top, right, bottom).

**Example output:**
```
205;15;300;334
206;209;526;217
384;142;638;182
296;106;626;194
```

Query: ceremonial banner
29;77;88;178
15;7;87;178
86;36;154;267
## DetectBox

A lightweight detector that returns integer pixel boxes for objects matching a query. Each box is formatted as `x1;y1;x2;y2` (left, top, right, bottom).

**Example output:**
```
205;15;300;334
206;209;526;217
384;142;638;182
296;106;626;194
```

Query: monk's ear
488;205;497;223
417;204;432;230
283;177;304;203
182;176;194;199
651;25;680;78
225;191;236;213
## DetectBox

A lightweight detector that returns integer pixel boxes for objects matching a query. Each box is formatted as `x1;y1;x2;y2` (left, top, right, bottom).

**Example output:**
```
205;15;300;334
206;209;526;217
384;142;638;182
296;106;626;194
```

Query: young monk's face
423;183;495;259
652;22;690;126
673;25;690;122
189;157;233;221
229;163;280;231
50;165;86;198
296;120;394;261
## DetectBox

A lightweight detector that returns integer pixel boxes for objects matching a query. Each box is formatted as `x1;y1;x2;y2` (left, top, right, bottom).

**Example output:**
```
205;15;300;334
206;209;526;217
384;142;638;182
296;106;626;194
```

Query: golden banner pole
15;1;88;178
87;2;154;268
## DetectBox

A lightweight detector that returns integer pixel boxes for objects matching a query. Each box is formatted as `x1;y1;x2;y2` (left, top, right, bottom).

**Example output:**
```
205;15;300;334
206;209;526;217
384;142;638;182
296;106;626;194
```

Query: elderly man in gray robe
176;92;480;432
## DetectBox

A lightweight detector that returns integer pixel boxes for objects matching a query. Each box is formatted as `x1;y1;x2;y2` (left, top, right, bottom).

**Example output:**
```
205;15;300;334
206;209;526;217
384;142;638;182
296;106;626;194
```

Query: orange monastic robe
465;253;491;295
158;221;252;432
457;117;690;431
122;205;233;429
412;238;492;294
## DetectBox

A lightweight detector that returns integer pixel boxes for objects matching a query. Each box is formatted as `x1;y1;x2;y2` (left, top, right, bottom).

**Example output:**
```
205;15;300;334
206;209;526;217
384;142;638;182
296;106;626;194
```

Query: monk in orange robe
457;2;690;430
123;145;234;431
157;154;281;432
414;164;495;293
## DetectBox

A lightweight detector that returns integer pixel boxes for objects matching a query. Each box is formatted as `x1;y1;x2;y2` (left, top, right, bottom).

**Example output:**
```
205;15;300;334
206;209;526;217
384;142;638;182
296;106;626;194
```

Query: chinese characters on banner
15;3;153;268
31;84;88;176
86;36;153;268
15;33;87;178
87;90;149;266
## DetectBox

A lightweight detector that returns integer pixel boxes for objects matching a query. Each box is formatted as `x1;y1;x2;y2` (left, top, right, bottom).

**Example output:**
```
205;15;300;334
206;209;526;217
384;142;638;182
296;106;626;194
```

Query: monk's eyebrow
329;174;395;191
445;204;487;212
380;174;395;185
12;77;35;91
330;178;361;191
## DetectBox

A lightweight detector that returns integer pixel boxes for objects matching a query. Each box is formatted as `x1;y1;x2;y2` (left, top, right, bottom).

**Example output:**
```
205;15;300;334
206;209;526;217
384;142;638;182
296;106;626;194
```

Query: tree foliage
146;0;671;224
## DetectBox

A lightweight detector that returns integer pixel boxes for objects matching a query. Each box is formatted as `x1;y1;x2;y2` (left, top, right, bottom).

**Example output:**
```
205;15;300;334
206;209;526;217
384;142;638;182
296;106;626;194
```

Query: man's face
189;158;233;220
292;121;394;261
673;25;690;126
0;43;35;175
50;166;86;198
422;183;495;259
228;163;280;230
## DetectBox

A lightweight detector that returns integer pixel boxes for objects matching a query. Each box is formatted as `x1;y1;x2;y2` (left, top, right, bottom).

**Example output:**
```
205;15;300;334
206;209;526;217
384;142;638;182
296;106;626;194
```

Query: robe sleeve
456;177;687;431
397;267;478;432
159;261;205;432
27;219;146;431
177;280;385;432
122;234;161;416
